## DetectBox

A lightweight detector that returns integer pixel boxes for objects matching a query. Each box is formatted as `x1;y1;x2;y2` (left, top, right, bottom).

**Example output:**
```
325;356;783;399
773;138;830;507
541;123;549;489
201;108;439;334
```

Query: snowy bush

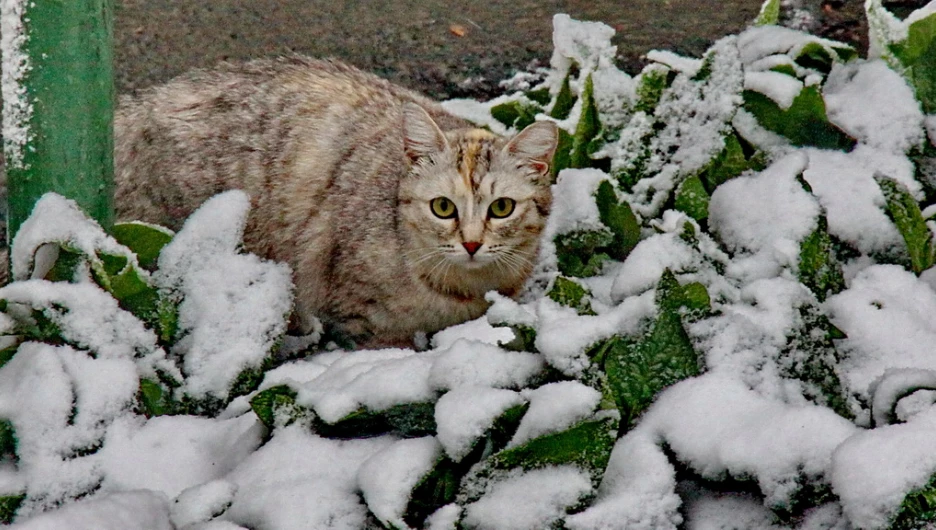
5;1;936;528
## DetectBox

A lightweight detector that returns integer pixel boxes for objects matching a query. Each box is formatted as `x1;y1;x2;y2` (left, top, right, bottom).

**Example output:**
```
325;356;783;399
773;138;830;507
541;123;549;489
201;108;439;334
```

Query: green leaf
890;9;936;114
549;71;576;120
0;343;18;371
769;63;799;77
111;222;173;270
490;100;540;131
674;175;711;222
798;216;846;301
498;325;538;353
526;87;552;106
548;276;594;315
795;42;835;74
780;304;851;420
876;176;936;275
0;494;24;524
404;456;462;529
635;64;672;114
891;473;936;529
0;419;16;461
570;74;601;169
595;180;641;261
699;132;759;193
743;86;856;150
139;378;173;417
44;247;83;282
605;270;706;428
316;402;437;439
551;128;574;181
464;416;618;500
753;0;780;26
250;385;307;429
555;229;614;278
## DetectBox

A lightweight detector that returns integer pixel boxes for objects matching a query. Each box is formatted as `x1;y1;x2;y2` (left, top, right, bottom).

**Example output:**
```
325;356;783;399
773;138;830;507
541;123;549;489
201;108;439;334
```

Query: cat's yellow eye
488;198;515;219
430;197;457;219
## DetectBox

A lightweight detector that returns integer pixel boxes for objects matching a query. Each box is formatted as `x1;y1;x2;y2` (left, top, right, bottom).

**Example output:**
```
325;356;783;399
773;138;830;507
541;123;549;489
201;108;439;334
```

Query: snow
832;405;936;528
509;381;601;447
744;70;802;109
358;436;442;529
428;339;545;391
461;466;593;530
155;191;294;401
823;60;924;154
825;265;936;408
296;348;437;423
1;0;32;172
11;193;142;281
9;7;936;530
10;490;172;530
709;152;818;257
98;414;264;499
221;425;393;529
0;280;175;378
435;387;524;462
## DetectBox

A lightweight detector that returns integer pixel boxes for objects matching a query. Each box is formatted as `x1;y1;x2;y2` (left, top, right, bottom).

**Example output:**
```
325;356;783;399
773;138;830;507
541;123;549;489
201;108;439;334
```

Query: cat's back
114;56;458;230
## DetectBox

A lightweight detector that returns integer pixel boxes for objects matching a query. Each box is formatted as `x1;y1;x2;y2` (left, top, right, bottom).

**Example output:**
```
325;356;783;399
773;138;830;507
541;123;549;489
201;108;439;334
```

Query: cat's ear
504;121;558;179
402;102;448;163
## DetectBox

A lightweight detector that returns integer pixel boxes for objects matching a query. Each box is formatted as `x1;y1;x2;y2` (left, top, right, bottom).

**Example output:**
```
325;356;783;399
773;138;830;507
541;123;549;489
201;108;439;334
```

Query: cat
114;56;558;347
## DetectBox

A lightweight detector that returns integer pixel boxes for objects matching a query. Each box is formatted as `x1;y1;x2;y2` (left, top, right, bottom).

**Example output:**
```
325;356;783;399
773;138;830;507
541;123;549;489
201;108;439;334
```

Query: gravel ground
114;0;770;100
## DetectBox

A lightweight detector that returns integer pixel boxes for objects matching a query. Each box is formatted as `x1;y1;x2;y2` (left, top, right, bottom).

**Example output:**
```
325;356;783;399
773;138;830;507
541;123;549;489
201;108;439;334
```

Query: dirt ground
114;0;774;100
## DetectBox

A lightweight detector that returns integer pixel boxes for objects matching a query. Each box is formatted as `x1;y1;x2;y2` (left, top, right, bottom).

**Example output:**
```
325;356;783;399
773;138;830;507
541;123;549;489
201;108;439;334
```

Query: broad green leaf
753;0;780;26
892;473;936;530
0;344;16;371
0;419;16;461
44;247;83;282
770;64;799;77
605;270;706;428
551;128;574;180
405;456;462;528
890;9;936;114
498;324;537;353
139;379;173;417
250;385;308;429
490;100;541;131
555;229;614;278
635;64;672;114
0;494;24;524
779;305;851;420
798;216;846;301
674;175;711;222
111;222;174;270
743;86;856;150
549;71;576;120
698;131;760;193
316;402;437;439
795;42;835;74
876;176;936;275
461;416;618;504
570;74;601;169
548;276;594;315
525;87;551;106
595;180;641;260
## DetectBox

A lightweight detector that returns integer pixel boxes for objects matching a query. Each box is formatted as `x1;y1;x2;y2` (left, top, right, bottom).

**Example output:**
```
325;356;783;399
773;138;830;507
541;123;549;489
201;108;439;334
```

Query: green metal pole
2;0;115;243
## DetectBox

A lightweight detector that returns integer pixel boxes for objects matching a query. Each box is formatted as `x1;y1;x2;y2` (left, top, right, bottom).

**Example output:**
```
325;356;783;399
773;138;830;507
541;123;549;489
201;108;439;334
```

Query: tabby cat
115;56;558;347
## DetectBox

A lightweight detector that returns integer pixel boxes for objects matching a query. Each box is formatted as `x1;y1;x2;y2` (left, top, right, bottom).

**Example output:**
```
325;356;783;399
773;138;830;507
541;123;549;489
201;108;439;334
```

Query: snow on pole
1;0;115;245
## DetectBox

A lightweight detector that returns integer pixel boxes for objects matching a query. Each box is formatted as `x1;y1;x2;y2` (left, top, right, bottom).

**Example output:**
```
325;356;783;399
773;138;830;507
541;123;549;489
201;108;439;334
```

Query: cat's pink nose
462;241;482;256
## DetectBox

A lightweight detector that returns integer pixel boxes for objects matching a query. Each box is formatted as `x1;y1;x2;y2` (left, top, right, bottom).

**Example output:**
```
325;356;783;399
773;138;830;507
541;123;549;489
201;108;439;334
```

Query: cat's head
398;103;558;295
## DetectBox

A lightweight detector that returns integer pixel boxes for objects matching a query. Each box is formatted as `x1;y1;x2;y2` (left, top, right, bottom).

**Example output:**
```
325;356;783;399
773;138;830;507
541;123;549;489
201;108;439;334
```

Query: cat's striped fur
114;56;557;346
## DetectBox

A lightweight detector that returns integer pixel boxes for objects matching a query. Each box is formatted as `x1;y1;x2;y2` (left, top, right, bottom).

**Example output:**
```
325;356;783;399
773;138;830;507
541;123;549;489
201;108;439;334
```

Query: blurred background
113;0;882;101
